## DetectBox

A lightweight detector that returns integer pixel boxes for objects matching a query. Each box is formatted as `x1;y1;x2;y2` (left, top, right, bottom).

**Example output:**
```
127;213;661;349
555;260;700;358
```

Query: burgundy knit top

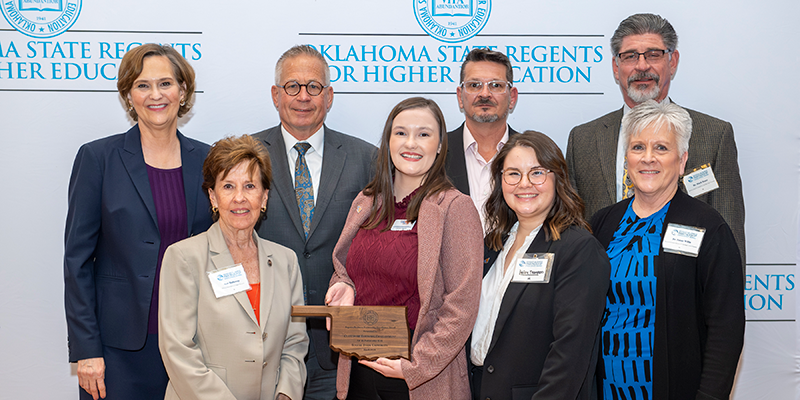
346;190;421;329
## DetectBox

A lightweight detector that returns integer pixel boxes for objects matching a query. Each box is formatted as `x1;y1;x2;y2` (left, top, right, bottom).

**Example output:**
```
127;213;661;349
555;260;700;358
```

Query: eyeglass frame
459;79;513;94
616;49;672;65
276;80;328;96
501;168;551;186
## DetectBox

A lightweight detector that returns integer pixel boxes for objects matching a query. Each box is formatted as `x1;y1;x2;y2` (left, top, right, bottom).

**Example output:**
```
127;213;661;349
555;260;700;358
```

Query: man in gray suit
566;13;745;270
445;48;519;231
252;45;376;400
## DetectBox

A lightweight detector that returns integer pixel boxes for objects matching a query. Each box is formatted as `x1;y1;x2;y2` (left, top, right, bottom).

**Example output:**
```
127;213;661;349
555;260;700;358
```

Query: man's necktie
294;142;314;238
622;161;634;199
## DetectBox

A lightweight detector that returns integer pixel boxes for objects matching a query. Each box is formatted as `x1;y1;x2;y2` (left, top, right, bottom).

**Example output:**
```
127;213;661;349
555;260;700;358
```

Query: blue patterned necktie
293;142;315;238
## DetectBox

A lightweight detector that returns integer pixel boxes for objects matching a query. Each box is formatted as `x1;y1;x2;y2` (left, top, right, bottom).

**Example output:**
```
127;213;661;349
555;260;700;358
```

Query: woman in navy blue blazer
64;44;213;400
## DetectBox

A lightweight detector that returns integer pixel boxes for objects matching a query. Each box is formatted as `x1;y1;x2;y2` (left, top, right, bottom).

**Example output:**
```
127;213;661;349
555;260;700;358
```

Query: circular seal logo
414;0;491;43
362;310;379;326
2;0;82;39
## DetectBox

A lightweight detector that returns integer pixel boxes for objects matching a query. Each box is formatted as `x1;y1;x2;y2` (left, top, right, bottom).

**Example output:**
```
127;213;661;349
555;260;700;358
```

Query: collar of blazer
485;224;553;355
206;221;275;329
120;124;201;231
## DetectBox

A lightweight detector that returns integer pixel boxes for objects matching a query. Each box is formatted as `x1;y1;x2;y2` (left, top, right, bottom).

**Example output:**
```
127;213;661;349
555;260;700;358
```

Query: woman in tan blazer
159;135;308;400
325;97;483;400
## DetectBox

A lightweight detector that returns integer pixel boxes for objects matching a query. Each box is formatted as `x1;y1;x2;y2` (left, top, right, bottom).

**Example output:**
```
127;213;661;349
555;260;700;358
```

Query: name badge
683;164;719;197
391;219;416;231
662;224;706;257
511;253;554;283
207;264;251;298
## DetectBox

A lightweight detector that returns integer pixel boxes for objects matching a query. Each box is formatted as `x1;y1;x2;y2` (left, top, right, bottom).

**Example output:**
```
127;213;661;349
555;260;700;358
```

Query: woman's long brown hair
362;97;453;230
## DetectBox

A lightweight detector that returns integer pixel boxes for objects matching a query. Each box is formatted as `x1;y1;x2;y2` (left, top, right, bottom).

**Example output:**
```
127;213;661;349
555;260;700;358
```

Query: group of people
64;13;745;400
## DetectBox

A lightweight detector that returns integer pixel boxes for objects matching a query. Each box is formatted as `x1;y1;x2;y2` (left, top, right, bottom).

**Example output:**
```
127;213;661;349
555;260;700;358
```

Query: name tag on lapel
683;164;719;197
662;224;706;257
511;253;554;283
391;219;416;231
208;264;251;298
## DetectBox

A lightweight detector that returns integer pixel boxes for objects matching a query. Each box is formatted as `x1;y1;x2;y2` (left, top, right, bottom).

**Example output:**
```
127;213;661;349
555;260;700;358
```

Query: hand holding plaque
291;305;411;361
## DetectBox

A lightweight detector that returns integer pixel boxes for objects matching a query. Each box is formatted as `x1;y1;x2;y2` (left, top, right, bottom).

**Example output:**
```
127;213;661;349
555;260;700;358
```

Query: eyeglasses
460;80;512;94
616;49;670;65
277;80;327;96
502;168;550;186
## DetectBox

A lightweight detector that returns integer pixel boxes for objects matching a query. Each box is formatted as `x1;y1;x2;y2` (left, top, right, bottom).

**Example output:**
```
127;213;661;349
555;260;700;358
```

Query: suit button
486;365;494;373
262;332;268;340
303;252;311;259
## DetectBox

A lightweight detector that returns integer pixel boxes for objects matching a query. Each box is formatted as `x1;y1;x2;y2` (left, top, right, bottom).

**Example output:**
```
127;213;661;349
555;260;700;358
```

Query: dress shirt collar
463;123;509;157
281;124;325;157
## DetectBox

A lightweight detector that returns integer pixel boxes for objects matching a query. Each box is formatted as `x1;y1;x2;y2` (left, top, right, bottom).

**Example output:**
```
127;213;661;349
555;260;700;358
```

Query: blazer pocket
95;273;127;282
512;384;538;400
207;364;227;384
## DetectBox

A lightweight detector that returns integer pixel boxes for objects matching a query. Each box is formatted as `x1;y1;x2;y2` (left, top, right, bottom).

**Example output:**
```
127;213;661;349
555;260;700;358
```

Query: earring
261;206;267;213
127;102;133;111
180;98;185;106
211;206;218;213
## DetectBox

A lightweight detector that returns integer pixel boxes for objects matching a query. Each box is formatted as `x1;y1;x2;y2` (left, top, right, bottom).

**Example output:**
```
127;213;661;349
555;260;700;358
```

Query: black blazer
445;123;519;195
252;124;376;369
64;125;212;362
474;225;610;400
590;190;744;400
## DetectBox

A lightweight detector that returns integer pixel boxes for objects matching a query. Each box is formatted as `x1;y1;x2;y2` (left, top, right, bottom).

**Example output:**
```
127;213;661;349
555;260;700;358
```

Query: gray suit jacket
566;106;746;269
159;222;308;400
252;125;376;369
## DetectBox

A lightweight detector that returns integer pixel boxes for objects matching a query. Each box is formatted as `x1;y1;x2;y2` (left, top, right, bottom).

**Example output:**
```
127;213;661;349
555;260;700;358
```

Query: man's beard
626;71;661;104
462;98;507;123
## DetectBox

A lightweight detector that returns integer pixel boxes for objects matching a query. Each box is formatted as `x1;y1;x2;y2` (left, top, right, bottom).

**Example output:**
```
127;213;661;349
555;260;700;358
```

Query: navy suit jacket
252;124;376;369
64;125;213;362
445;123;519;195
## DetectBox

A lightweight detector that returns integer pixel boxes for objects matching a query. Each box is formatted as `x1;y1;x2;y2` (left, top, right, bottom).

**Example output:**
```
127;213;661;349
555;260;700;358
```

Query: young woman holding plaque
324;97;483;400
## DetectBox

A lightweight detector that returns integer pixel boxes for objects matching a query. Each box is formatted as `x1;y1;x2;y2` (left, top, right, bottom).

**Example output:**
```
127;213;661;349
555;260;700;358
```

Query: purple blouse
146;165;188;334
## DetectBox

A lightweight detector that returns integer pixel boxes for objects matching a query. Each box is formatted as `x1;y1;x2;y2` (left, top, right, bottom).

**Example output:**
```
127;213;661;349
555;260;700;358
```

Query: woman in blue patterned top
590;100;744;400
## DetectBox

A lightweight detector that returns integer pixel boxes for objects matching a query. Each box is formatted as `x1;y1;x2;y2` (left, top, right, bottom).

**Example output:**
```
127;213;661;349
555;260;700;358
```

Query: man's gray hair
621;100;692;155
610;13;678;56
274;45;330;86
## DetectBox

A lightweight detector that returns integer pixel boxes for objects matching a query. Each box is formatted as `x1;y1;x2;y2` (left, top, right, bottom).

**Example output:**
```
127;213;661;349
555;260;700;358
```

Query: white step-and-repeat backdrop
1;1;797;398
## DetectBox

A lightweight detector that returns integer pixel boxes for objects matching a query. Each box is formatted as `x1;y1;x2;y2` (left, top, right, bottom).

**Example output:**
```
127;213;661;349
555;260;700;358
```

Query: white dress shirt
463;124;509;233
470;222;542;366
281;125;324;204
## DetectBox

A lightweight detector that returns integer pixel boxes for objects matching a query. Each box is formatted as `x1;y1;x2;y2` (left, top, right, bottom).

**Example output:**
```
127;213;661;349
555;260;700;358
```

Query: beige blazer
329;189;483;400
159;222;308;400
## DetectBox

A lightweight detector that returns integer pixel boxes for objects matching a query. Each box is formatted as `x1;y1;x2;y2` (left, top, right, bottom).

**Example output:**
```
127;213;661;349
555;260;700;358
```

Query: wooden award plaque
291;305;411;361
